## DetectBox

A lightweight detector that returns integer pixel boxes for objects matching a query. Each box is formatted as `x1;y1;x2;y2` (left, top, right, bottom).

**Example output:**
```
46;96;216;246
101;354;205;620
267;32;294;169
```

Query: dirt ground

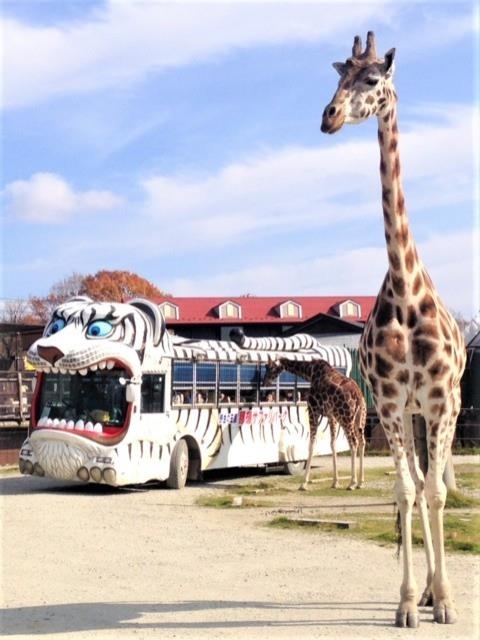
1;455;479;640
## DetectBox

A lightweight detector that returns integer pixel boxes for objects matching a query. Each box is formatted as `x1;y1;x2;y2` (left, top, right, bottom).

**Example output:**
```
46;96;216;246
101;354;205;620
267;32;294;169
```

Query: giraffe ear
382;48;396;76
332;61;346;76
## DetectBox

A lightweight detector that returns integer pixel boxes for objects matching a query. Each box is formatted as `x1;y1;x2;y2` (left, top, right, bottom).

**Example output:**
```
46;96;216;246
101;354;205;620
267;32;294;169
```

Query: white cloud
3;2;475;110
163;228;477;318
140;139;378;237
136;104;476;251
3;172;123;223
2;1;400;109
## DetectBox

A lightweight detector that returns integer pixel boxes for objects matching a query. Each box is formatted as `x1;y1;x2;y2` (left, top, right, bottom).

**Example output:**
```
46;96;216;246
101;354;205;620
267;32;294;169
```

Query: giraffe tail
395;505;402;560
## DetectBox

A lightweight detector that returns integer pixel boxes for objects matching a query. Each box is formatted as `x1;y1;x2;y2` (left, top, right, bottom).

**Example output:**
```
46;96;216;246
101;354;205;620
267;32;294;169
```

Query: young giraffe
263;358;366;491
321;32;466;628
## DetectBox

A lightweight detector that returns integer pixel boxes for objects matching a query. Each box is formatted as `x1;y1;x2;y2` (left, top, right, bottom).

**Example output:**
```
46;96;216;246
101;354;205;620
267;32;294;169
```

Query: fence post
17;371;25;423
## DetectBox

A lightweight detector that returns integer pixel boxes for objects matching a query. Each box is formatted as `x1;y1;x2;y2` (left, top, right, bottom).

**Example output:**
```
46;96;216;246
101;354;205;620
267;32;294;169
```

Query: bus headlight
102;468;116;485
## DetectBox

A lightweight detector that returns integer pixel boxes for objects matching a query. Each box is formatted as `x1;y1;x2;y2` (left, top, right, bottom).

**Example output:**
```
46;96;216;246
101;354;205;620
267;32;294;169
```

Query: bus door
139;373;174;443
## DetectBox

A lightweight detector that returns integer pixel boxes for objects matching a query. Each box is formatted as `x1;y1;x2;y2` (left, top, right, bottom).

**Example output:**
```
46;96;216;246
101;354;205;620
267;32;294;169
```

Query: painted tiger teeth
36;417;104;434
36;360;118;375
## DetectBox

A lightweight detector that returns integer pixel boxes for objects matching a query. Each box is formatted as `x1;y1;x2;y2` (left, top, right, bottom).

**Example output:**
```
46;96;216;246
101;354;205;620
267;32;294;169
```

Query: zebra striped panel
171;335;351;374
230;330;316;352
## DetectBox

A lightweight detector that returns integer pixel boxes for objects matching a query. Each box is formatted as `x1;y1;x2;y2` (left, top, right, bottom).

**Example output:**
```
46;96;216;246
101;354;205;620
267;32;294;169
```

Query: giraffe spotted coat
264;358;366;491
321;31;466;628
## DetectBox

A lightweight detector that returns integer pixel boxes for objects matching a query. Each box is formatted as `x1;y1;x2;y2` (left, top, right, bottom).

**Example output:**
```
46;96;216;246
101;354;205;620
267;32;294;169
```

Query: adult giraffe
321;32;465;628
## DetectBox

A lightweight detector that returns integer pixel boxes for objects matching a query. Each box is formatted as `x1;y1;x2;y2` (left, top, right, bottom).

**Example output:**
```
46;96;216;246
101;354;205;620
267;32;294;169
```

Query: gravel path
1;456;479;639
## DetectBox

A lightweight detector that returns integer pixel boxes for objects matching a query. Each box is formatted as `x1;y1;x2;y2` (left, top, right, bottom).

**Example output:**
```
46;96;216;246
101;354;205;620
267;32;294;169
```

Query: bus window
240;364;261;405
196;362;216;404
219;363;238;404
219;390;234;404
141;374;165;413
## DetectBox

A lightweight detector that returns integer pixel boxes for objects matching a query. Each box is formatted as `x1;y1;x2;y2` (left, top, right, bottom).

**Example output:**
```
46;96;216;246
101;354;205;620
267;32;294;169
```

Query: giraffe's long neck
280;360;311;380
377;99;422;299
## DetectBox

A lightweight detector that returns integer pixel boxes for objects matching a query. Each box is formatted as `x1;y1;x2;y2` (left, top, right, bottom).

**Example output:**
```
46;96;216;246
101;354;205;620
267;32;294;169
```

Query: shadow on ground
0;599;402;635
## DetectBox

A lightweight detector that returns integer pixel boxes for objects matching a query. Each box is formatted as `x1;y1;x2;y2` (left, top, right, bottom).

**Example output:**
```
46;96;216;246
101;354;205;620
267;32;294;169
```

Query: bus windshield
35;369;128;430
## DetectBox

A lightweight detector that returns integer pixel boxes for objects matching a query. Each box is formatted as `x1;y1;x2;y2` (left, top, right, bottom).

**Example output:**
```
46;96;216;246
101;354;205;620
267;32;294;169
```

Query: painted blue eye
49;319;66;335
86;320;113;338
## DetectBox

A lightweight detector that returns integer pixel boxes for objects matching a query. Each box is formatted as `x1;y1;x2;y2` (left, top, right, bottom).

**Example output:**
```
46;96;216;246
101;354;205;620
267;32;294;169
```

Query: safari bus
19;297;351;488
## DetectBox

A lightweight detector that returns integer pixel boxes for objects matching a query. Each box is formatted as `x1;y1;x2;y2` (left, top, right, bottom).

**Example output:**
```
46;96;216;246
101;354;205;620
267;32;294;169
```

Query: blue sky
1;1;478;318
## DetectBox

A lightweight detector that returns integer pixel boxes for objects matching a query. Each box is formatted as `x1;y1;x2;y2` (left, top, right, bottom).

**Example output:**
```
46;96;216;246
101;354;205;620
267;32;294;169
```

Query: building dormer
336;299;361;319
159;301;179;320
276;300;302;319
216;300;242;320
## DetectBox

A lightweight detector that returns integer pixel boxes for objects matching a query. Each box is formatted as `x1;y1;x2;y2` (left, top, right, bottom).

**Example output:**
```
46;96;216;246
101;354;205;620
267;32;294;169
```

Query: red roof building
153;295;376;345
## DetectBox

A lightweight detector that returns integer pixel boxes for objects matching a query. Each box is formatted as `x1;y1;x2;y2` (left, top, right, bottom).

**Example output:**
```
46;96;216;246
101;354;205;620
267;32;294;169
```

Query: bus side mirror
120;377;140;404
126;384;140;404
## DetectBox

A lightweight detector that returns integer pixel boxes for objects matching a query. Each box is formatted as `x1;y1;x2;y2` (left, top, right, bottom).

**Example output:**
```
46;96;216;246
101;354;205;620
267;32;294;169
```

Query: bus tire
166;439;189;489
284;461;306;476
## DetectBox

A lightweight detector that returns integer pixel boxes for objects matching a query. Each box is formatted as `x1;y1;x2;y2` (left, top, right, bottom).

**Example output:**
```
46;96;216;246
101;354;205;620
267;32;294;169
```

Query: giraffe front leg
394;466;420;628
299;429;316;491
425;463;457;624
347;442;358;490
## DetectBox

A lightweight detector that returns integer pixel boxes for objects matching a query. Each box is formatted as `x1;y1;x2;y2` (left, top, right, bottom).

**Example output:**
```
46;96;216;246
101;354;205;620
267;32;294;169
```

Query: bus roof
171;335;351;371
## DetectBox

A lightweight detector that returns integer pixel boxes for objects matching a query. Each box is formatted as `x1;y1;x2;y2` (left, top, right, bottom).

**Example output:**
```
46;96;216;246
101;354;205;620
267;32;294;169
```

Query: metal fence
0;372;35;424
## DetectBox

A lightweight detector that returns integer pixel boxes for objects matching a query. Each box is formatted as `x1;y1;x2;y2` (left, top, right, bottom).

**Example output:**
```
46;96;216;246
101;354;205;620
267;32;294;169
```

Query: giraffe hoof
298;484;308;492
395;609;419;628
347;484;357;491
433;603;457;625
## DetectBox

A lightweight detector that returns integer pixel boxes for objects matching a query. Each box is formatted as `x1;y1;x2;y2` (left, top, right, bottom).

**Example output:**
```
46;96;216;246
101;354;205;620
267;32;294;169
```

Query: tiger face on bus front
26;296;171;443
28;296;169;377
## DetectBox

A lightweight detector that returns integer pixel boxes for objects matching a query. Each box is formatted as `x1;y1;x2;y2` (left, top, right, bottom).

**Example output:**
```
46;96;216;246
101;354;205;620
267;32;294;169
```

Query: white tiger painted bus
19;297;352;488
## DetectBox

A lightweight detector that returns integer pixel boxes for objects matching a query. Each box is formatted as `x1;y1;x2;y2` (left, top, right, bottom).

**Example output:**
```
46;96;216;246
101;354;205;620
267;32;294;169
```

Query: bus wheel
166;439;189;489
284;461;306;476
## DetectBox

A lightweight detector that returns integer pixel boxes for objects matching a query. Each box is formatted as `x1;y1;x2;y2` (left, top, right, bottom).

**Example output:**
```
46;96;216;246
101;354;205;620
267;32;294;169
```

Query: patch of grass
216;466;397;500
445;489;480;509
197;494;268;508
197;461;480;554
444;513;480;553
453;465;480;492
452;447;480;456
0;465;20;476
267;511;480;554
197;495;235;508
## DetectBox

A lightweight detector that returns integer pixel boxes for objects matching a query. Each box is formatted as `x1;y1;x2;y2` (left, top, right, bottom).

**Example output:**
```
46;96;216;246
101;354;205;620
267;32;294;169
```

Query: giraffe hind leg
405;420;435;608
330;421;340;488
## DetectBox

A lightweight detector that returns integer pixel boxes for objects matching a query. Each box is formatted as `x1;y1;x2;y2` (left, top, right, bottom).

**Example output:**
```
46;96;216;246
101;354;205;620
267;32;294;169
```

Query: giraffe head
321;31;396;134
263;359;283;386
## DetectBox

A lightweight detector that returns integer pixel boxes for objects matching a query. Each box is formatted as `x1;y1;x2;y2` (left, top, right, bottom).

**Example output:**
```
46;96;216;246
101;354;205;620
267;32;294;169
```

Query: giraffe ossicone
321;31;466;628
